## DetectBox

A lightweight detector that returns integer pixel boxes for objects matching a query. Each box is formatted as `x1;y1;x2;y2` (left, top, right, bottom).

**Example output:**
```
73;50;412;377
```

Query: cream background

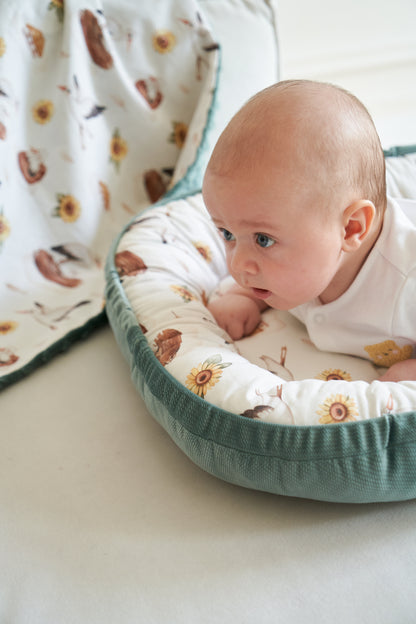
1;1;416;622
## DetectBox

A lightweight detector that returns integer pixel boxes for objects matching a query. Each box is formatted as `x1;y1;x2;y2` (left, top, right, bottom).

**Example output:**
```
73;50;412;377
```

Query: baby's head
205;79;386;217
202;80;387;308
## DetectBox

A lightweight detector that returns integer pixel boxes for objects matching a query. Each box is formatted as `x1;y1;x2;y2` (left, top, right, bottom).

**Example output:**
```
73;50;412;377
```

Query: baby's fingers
225;318;247;341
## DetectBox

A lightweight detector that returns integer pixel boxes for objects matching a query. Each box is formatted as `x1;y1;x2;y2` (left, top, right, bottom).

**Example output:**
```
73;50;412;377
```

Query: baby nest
105;151;416;504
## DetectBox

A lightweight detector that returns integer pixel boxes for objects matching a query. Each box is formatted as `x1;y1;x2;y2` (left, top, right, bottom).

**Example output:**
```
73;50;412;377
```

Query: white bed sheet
2;0;416;622
2;327;416;623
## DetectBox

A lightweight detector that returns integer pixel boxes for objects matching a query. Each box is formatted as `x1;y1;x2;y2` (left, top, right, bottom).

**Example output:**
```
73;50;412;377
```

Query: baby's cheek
225;256;235;277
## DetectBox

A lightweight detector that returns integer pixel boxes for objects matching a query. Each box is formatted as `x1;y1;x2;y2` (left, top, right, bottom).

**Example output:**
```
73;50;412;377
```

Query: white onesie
290;197;416;368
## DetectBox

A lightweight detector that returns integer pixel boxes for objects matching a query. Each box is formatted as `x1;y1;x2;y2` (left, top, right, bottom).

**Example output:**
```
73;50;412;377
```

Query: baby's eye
255;233;275;248
219;228;235;242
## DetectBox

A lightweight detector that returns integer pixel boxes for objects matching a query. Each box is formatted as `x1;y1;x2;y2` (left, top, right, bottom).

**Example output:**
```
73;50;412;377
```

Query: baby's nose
228;245;258;277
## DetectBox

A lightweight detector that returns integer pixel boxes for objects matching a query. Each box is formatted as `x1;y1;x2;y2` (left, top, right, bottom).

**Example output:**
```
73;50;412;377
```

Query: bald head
206;80;386;215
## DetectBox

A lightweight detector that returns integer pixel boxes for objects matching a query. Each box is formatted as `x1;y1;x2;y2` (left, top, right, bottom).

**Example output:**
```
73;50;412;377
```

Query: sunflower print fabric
316;393;359;424
185;355;232;399
116;192;416;427
0;0;219;387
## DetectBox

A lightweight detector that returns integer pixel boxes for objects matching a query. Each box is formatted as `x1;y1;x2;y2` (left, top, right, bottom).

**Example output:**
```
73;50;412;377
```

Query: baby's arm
208;285;268;340
378;359;416;382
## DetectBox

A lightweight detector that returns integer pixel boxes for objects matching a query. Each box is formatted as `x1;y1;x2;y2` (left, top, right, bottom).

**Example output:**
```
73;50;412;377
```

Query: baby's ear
342;200;376;251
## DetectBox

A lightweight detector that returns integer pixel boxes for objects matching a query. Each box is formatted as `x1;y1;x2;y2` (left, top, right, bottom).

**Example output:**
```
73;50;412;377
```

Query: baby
202;79;416;382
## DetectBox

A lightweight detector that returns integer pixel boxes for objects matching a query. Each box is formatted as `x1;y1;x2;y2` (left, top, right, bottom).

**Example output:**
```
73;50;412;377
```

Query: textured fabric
111;190;416;426
0;0;219;389
105;273;416;503
105;149;416;502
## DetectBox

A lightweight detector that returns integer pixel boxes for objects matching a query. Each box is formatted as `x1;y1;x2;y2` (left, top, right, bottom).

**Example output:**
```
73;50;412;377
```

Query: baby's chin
261;291;300;311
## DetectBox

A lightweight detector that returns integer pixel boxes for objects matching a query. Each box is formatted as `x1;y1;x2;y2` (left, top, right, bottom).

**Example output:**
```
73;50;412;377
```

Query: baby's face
203;166;346;310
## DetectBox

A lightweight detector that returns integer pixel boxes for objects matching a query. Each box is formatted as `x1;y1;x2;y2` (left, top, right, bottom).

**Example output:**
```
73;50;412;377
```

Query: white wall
276;0;416;147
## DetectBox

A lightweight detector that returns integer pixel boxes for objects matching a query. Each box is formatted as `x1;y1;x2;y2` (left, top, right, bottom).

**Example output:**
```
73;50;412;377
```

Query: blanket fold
0;0;219;389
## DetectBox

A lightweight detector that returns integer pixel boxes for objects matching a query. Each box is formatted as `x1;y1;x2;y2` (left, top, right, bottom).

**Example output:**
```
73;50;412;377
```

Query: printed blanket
0;0;219;388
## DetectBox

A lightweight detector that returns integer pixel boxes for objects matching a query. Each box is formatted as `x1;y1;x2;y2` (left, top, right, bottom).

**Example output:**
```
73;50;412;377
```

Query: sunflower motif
32;99;54;124
170;284;197;302
315;368;352;382
169;121;188;149
317;393;359;424
192;241;212;263
0;212;11;243
0;320;18;335
185;354;232;399
110;128;128;169
0;37;6;57
53;194;81;223
24;24;45;58
152;30;176;54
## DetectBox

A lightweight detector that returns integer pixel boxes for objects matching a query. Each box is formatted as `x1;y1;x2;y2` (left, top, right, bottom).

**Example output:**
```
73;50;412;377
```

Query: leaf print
99;181;110;211
80;10;113;69
0;348;19;367
154;329;182;366
143;169;168;203
316;393;359;424
34;249;81;288
185;354;232;399
18;149;47;184
135;77;163;109
23;24;45;58
241;405;273;419
115;250;147;277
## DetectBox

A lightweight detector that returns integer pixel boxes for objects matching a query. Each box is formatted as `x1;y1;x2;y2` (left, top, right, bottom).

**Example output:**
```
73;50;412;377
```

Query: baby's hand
208;293;263;340
378;359;416;382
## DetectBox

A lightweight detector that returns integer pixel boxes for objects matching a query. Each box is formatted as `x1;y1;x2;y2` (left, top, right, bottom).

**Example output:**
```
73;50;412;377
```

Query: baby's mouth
251;287;272;300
